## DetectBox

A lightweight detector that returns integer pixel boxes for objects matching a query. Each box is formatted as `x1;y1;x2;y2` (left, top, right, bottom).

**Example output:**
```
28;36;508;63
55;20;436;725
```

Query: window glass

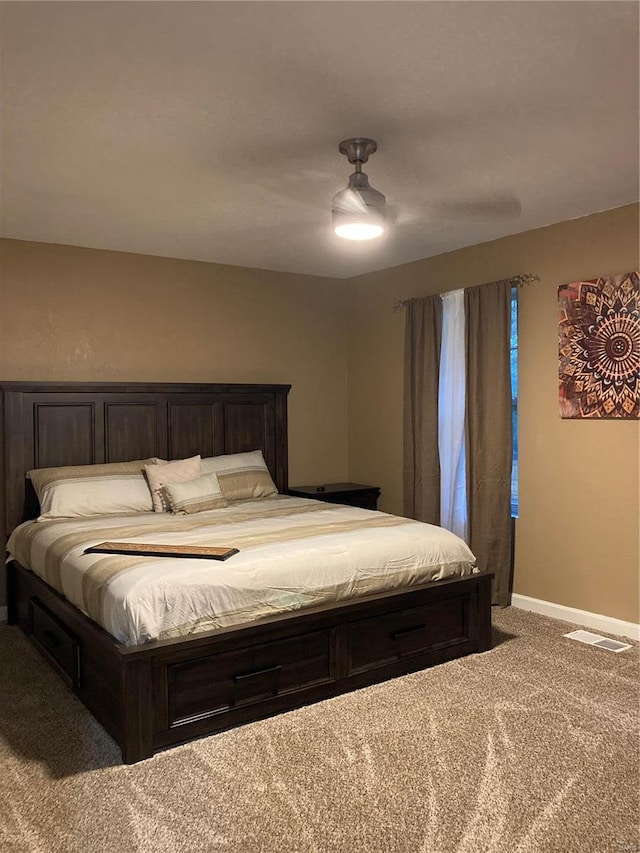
510;288;518;517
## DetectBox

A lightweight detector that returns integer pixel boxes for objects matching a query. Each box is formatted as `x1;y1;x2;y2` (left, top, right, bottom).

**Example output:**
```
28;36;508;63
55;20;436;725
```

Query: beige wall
0;239;350;486
347;204;640;624
2;206;639;625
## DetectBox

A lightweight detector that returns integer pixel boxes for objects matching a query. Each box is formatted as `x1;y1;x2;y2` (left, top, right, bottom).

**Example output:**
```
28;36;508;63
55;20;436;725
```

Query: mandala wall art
558;272;639;419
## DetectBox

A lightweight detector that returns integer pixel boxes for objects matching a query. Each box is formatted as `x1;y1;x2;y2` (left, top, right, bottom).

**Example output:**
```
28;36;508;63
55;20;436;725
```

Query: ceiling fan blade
384;203;402;225
428;195;523;220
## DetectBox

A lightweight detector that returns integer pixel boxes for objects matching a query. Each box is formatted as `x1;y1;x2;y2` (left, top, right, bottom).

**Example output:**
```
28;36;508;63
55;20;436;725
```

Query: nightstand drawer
167;629;333;727
289;482;380;510
30;598;80;687
347;597;469;675
322;491;379;510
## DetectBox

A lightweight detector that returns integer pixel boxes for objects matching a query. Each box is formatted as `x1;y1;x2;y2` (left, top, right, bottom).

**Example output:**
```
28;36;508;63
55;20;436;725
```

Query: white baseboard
0;606;7;624
511;594;640;642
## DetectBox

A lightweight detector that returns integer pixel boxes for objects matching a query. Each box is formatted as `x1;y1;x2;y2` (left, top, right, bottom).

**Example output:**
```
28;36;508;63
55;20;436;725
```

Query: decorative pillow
28;459;160;519
144;456;201;512
201;450;277;502
163;472;228;515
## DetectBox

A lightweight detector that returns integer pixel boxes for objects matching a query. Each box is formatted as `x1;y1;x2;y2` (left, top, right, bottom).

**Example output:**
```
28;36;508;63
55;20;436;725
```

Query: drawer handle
233;664;282;683
392;624;427;641
42;628;61;648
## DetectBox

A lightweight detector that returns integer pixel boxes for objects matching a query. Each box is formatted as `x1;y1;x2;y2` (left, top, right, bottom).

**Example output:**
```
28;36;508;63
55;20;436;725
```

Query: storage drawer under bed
347;595;470;675
165;628;334;728
29;597;80;687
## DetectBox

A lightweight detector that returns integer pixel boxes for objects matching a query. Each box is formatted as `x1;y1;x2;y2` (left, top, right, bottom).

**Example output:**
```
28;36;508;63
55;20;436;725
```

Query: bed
2;381;492;763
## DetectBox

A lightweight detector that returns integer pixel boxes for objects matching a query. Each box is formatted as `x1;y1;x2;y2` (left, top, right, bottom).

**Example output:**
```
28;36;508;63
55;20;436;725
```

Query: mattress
7;495;477;646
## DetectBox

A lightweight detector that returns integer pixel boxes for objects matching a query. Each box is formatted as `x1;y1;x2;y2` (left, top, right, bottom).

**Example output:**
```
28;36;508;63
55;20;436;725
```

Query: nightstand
288;482;381;510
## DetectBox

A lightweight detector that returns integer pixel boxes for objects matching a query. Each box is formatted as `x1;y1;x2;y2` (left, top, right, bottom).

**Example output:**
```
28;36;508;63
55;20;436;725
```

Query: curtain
464;280;513;605
403;296;442;524
438;290;468;541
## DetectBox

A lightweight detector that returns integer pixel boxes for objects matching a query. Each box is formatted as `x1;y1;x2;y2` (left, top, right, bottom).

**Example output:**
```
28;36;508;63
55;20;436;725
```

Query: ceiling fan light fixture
332;138;386;241
335;221;384;241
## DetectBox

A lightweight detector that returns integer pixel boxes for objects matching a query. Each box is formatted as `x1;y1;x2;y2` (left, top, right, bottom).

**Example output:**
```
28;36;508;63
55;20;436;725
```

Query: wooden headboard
0;381;290;543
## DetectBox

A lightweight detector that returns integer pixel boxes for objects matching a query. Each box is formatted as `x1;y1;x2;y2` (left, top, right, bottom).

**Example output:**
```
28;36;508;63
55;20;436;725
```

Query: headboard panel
0;382;290;542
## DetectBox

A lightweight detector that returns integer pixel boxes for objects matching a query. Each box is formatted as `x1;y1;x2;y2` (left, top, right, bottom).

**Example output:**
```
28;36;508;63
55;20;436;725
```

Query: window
510;287;519;517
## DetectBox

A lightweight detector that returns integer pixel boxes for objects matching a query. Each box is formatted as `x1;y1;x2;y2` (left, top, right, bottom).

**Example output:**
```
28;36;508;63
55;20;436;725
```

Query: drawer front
168;629;333;727
348;597;468;675
335;492;378;510
322;491;379;510
30;598;80;687
352;493;379;510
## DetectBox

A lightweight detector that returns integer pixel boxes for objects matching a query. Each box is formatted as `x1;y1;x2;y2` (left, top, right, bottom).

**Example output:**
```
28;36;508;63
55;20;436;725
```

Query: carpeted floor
0;607;638;853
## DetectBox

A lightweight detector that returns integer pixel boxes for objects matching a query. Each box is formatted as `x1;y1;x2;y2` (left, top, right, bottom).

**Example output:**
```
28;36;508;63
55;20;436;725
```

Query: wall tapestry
558;271;639;419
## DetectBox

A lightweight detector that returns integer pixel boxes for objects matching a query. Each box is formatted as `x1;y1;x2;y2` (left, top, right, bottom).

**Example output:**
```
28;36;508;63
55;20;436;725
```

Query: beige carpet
1;608;638;853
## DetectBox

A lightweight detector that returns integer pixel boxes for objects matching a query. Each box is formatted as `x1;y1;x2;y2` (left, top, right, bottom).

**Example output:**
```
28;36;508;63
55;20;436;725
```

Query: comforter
7;495;477;646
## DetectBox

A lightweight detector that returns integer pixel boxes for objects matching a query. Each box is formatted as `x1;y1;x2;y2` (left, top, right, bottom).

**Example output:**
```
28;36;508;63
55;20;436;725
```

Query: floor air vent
564;630;632;653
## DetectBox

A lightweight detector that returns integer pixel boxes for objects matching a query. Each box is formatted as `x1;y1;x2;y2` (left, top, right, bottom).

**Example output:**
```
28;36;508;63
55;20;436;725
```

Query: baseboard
511;594;640;641
0;606;7;624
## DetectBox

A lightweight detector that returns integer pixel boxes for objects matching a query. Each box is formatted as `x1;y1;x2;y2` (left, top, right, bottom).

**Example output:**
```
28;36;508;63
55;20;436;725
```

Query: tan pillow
27;456;158;520
164;472;228;515
144;456;201;512
200;450;277;502
28;459;160;519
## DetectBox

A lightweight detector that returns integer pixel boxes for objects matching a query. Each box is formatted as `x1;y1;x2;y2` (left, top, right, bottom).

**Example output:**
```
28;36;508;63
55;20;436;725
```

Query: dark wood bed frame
1;381;492;764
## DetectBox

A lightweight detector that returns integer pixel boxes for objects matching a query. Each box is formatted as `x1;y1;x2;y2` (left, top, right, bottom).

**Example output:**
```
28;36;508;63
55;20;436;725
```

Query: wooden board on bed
85;542;240;560
2;380;493;765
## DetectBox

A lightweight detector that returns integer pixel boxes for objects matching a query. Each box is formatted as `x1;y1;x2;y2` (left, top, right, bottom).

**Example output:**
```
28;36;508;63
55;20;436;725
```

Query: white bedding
7;495;477;646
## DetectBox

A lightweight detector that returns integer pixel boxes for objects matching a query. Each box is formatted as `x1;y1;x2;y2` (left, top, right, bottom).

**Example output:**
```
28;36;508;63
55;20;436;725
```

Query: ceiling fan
331;138;387;241
221;134;523;240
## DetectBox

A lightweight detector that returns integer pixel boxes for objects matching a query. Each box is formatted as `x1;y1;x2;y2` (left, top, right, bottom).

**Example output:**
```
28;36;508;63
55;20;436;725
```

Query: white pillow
201;450;277;502
28;459;159;519
164;472;228;515
144;456;202;512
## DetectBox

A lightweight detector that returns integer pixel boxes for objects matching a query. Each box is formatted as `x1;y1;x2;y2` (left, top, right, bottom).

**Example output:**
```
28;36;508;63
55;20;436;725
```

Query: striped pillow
144;456;201;512
28;459;160;519
164;472;228;515
201;450;277;502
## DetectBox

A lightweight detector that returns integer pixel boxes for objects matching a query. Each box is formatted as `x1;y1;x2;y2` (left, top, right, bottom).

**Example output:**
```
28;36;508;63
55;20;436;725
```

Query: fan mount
338;138;378;168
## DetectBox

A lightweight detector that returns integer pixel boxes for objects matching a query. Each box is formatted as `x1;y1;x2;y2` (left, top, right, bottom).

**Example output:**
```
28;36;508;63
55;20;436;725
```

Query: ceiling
1;1;638;279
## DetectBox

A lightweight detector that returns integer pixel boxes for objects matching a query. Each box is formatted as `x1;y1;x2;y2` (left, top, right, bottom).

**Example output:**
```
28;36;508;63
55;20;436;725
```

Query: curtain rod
392;273;540;312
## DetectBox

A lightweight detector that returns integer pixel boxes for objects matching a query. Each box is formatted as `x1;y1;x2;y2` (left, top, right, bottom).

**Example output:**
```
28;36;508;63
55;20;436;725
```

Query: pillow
201;450;277;502
144;456;201;512
163;472;228;515
28;459;160;519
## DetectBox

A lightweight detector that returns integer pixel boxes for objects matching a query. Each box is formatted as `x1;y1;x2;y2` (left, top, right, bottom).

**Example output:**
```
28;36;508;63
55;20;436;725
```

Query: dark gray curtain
403;297;442;524
464;281;513;605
